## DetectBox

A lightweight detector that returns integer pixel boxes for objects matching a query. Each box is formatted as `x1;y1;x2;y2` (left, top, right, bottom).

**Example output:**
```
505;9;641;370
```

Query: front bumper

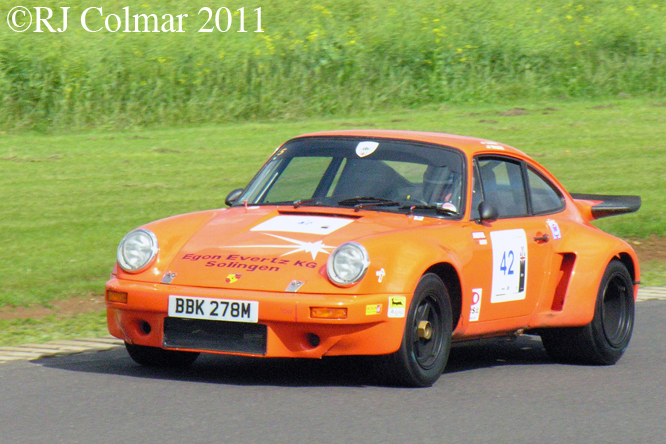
106;278;408;358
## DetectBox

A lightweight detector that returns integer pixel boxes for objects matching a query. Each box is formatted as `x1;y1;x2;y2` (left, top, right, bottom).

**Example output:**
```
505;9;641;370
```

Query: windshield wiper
293;198;323;208
400;203;458;216
338;197;401;212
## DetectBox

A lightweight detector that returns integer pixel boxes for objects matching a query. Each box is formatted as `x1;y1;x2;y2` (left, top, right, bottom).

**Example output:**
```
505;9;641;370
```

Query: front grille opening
163;317;267;355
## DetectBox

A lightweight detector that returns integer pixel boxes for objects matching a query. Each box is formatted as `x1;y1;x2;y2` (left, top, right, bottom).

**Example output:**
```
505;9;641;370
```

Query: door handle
534;234;550;243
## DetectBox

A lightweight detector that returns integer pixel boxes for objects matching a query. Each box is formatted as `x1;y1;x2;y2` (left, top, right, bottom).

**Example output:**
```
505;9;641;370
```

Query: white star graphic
235;233;336;260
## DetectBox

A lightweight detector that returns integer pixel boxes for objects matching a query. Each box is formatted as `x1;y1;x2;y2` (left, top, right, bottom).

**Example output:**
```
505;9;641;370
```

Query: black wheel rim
411;294;444;369
601;273;632;347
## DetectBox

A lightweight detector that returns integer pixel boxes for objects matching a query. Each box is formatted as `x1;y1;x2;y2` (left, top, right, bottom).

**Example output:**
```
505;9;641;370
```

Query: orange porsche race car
106;130;641;387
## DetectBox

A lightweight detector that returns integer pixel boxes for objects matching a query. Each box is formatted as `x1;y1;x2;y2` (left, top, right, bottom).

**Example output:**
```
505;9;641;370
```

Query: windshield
235;137;466;217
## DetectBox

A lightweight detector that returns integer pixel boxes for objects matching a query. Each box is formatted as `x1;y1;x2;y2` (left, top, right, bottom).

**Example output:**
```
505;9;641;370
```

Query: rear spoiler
570;193;641;220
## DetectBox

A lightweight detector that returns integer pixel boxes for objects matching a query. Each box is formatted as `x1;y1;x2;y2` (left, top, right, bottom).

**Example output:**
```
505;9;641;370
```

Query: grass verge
0;311;108;347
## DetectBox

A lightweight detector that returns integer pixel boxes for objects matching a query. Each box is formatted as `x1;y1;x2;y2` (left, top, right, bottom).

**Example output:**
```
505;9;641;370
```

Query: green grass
2;97;666;312
637;262;666;287
0;312;108;347
3;0;666;131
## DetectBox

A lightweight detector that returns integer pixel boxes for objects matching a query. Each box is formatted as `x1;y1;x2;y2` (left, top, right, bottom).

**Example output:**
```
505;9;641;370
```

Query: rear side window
527;168;564;214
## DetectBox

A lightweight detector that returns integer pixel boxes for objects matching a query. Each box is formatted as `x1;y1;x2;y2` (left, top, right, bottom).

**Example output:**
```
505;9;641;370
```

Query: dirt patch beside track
628;236;666;263
0;294;105;321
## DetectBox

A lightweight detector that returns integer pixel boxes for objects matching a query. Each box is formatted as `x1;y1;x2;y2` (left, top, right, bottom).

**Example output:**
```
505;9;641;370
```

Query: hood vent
277;210;360;219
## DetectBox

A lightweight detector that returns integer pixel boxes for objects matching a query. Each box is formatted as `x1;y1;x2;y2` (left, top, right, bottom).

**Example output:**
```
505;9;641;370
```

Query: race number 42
490;230;528;303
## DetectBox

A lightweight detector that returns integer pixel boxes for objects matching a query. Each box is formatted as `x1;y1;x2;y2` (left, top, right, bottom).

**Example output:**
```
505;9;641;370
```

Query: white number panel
490;229;528;303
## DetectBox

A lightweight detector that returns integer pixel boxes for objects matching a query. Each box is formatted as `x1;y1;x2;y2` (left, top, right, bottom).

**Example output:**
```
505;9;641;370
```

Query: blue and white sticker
490;229;528;303
546;219;562;240
356;141;379;157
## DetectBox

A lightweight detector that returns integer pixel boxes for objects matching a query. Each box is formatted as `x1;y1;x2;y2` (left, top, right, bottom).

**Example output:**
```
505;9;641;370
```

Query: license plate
168;295;258;323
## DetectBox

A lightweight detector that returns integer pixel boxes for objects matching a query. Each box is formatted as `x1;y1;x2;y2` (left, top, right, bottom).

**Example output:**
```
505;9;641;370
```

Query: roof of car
292;129;529;159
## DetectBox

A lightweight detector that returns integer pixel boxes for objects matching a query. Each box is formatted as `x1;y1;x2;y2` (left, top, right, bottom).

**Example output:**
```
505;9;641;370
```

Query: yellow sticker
388;296;406;318
225;273;241;284
366;304;382;315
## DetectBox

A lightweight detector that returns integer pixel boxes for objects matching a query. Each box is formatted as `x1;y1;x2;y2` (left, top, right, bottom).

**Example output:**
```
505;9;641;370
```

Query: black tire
125;342;200;368
379;273;453;387
541;259;634;365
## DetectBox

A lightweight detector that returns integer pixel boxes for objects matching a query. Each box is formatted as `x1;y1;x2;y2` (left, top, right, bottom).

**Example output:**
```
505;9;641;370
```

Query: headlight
117;229;158;272
327;242;370;286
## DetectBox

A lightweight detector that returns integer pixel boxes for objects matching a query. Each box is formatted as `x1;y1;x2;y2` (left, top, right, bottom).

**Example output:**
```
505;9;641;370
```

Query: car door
463;156;559;323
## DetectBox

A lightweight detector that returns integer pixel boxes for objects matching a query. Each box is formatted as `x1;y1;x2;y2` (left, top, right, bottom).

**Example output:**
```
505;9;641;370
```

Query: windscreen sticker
469;288;482;322
251;215;353;235
356;141;379;157
546;219;562;240
490;229;528;303
387;296;406;318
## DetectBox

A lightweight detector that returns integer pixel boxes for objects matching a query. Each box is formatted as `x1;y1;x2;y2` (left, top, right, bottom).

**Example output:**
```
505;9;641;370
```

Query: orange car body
106;130;639;362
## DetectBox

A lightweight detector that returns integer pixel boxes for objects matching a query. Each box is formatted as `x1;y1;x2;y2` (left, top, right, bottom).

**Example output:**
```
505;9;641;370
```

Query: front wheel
125;342;200;368
541;259;634;365
378;273;453;387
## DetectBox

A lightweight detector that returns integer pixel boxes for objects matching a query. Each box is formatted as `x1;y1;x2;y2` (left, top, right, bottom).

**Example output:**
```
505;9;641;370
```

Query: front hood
163;207;433;293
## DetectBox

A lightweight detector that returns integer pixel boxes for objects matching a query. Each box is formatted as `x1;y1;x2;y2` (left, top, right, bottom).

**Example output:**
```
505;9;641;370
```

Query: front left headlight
327;242;370;286
117;228;158;272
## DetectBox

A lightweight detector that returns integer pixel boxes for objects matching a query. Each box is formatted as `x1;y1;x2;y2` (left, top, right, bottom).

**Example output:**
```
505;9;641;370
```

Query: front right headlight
326;242;370;286
117;228;158;272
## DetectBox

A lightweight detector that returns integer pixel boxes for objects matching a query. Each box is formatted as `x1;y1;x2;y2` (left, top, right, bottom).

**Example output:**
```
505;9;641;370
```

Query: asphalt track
1;300;665;444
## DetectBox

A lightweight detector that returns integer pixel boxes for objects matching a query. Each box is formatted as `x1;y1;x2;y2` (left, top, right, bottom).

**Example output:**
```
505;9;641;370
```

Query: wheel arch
617;252;637;284
424;262;462;332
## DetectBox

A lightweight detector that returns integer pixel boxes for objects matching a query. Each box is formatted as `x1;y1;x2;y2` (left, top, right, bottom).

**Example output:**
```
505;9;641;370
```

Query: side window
527;167;564;214
477;157;528;218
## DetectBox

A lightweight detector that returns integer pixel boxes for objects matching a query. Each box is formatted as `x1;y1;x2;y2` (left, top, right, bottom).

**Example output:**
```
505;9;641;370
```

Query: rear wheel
125;342;200;368
379;273;452;387
541;259;634;365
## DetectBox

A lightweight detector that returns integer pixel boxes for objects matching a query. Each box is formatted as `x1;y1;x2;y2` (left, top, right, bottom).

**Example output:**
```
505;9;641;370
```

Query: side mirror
225;188;244;207
478;201;498;222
